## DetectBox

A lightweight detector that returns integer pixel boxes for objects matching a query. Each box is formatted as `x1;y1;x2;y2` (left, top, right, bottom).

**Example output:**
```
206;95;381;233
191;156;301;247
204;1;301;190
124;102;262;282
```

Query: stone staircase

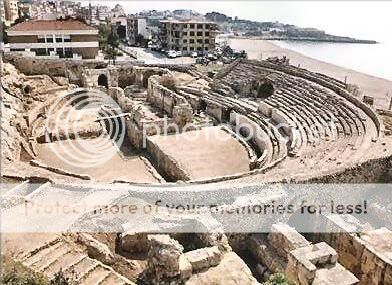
21;238;133;285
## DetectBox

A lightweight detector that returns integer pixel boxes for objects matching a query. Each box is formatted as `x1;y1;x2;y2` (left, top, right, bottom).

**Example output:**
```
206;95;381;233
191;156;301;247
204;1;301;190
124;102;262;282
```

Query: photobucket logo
45;88;125;168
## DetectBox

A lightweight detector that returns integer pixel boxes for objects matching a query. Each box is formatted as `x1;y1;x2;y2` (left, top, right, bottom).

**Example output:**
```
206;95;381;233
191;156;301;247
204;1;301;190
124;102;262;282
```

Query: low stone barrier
29;160;91;180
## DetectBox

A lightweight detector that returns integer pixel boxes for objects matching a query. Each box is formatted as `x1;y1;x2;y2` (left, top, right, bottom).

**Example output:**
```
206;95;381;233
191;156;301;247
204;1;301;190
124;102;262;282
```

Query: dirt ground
36;138;159;183
149;126;251;180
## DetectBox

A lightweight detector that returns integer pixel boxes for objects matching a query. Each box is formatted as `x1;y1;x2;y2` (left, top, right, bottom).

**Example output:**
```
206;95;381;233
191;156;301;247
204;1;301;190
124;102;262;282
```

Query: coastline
229;38;392;110
229;36;377;44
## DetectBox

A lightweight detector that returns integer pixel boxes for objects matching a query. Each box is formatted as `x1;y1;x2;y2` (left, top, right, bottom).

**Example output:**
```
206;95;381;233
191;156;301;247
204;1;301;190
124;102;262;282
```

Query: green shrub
263;273;296;285
1;256;75;285
49;270;76;285
1;259;48;285
159;75;177;91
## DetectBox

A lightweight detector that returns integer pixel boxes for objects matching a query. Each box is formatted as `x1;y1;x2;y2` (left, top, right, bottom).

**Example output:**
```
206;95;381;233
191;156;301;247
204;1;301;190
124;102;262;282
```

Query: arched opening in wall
199;100;207;113
256;80;274;99
98;74;108;88
221;108;231;123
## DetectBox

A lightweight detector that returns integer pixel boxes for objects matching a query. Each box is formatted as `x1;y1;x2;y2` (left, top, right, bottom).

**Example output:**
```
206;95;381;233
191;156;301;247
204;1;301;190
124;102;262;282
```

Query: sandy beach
230;39;392;110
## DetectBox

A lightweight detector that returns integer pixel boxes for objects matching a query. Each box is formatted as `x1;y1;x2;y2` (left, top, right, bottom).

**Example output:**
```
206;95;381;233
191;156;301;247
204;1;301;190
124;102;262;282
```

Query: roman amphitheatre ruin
1;53;392;285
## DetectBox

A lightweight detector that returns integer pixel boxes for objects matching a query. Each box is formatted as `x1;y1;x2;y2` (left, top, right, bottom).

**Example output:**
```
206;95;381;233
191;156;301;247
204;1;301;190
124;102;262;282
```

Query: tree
107;30;119;47
135;33;145;46
107;30;119;64
98;24;120;64
116;25;126;40
1;25;8;44
98;24;109;50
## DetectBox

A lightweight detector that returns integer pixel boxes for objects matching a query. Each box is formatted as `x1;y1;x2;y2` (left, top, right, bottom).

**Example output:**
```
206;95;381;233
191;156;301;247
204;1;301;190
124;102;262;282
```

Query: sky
88;1;392;43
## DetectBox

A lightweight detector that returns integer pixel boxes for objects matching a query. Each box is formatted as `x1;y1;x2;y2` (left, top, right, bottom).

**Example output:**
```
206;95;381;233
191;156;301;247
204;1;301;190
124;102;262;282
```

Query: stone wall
115;62;193;89
82;67;118;88
3;53;106;85
117;66;168;88
146;137;191;181
305;154;392;183
248;223;358;284
115;88;180;148
147;75;190;117
230;111;272;160
310;215;392;285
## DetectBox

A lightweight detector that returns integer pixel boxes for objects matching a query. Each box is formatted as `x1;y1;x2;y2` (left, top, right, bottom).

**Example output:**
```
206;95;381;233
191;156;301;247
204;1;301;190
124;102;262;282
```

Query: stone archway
98;74;108;88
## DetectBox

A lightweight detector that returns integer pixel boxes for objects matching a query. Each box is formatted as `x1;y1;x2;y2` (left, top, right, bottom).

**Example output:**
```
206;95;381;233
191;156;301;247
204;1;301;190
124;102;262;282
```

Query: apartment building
3;0;18;25
7;19;99;59
159;19;219;54
127;16;148;45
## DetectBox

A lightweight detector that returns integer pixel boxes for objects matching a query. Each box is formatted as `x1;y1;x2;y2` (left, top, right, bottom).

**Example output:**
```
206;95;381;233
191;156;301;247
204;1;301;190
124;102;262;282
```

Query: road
120;45;196;65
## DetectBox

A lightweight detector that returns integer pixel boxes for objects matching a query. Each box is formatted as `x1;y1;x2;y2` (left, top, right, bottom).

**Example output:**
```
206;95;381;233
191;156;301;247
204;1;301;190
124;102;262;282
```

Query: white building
7;19;100;59
127;16;148;45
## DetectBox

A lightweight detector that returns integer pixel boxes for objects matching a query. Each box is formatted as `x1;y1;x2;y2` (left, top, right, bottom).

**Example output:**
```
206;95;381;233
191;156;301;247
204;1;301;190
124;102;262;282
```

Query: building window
56;48;64;58
197;24;203;29
205;32;209;36
190;47;194;51
197;31;202;37
56;37;62;43
183;47;187;51
183;39;187;43
189;39;194;43
205;47;209;51
189;24;194;29
64;48;72;58
36;48;47;56
197;39;203;44
197;47;202;51
190;31;194;36
205;39;209;44
46;36;53;43
205;24;210;29
10;48;25;52
37;37;45;43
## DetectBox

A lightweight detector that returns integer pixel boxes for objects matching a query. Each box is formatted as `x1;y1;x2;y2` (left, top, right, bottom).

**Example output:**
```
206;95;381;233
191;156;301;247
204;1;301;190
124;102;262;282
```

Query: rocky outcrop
120;232;149;254
184;246;222;272
143;234;184;284
186;252;260;285
77;233;115;265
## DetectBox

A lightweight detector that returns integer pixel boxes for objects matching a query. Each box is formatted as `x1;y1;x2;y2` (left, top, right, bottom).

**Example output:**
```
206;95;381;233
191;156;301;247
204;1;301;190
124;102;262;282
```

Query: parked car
197;51;205;57
196;57;210;65
167;50;177;58
150;44;161;51
176;50;182;57
190;51;198;58
207;53;218;61
222;56;234;64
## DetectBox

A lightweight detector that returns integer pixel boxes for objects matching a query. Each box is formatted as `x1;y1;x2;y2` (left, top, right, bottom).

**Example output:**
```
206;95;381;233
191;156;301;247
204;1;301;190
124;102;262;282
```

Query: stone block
120;232;149;253
268;223;310;257
145;234;184;282
179;254;193;280
184;246;222;272
313;263;359;285
77;233;115;265
286;242;340;285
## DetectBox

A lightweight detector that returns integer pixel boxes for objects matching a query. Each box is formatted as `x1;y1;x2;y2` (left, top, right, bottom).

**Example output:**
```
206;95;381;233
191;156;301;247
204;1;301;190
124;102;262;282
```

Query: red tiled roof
9;20;97;31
